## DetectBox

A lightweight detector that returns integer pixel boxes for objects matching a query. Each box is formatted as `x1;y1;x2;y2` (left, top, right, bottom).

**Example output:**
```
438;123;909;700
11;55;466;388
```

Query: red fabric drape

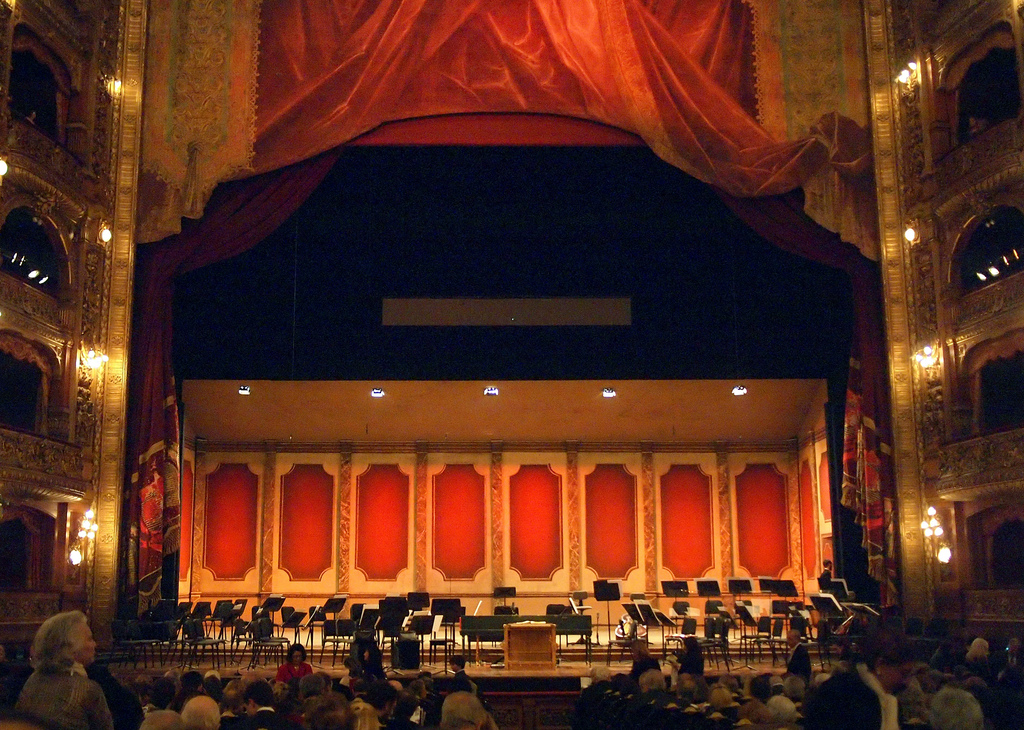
125;151;339;602
719;191;897;605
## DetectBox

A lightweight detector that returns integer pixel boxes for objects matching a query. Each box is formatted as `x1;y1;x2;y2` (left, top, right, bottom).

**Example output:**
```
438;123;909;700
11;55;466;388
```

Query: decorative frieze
938;428;1024;500
0;426;87;500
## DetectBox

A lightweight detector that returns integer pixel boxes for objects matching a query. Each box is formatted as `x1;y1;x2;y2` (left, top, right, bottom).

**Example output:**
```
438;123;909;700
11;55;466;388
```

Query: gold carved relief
786;452;802;579
415;448;428;591
337;449;351;592
259;451;276;594
716;451;733;576
938;428;1024;501
566;447;581;592
490;448;504;589
641;450;657;594
190;451;206;596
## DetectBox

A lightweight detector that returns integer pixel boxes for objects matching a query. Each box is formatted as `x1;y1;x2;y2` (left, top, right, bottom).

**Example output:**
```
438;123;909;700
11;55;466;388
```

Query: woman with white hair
16;611;114;730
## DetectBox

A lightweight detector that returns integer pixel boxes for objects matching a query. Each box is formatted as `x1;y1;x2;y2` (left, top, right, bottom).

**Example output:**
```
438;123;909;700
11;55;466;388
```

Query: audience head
303;693;352;730
630;639;651;660
139;711;184;730
221;680;244;715
243;680;275;711
965;637;989;663
450;655;467;671
202;672;222;703
440;691;489;730
717;674;739;693
637;668;665;694
865;630;915;694
803;670;881;730
393;691;419;721
748;673;772;702
929;686;983;730
31;611;95;672
766;695;798;723
180;671;204;694
150;677;178;710
782;674;805;701
407;678;427;699
707;685;733;710
180;696;220;730
364;680;398;713
299;673;327;699
288;643;307;665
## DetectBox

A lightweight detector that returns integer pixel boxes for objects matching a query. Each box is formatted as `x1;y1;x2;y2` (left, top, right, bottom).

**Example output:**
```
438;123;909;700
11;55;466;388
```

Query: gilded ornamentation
490;448;504;588
76;367;96;448
260;451;276;593
963;590;1024;623
337;449;351;591
0;425;87;500
716;451;733;576
938;428;1024;501
191;453;206;595
0;270;62;323
641;451;657;594
955;274;1024;331
786;453;802;577
566;447;581;592
81;245;107;346
415;448;428;591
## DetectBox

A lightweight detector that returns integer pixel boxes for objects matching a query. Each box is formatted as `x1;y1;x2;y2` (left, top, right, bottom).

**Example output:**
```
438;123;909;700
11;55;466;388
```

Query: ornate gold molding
963;589;1024;623
716;451;733;576
259;450;276;594
0;426;86;500
566;446;581;592
938;428;1024;501
190;452;206;597
863;0;930;616
786;452;802;578
490;447;504;589
414;447;428;591
337;449;351;592
641;450;657;594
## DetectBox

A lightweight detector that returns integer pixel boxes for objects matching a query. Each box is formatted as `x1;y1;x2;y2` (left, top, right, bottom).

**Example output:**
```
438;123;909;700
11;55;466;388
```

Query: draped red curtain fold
124;151;339;601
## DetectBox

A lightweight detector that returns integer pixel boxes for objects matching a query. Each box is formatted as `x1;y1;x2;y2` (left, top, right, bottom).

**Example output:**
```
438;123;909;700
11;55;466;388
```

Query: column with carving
786;450;802;579
415;446;428;592
490;445;504;589
566;445;581;592
189;451;207;597
641;450;657;594
862;0;929;615
337;448;351;592
259;450;277;595
716;451;734;577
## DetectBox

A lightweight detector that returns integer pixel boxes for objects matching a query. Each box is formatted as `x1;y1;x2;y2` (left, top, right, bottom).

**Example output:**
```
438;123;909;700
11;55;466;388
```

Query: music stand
757;577;778;595
260;595;286;633
727;577;754;596
409;614;435;665
430;598;463;672
661;580;689;597
774;579;799;598
828;578;851;601
696;578;721;597
594;579;621;662
407;592;430;612
493;586;516;609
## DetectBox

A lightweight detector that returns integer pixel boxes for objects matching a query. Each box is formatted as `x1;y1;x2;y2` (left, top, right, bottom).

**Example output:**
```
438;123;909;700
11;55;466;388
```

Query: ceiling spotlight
732;385;748;396
238;385;251;395
371;388;386;398
483;386;499;396
602;387;617;398
38;276;48;284
977;271;988;281
27;269;39;279
988;266;1000;277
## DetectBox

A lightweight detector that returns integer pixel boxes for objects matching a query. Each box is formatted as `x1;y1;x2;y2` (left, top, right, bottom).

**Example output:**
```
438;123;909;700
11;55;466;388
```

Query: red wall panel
800;460;818;576
818;453;832;521
660;464;713;579
585;464;637;578
356;464;409;581
432;464;486;580
204;463;258;580
509;465;562;580
735;463;789;577
280;464;334;581
179;460;193;581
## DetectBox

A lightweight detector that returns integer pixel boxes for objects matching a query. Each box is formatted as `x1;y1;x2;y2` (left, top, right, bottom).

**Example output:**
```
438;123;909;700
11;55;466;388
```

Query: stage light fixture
732;385;747;396
602;388;616;398
27;269;39;278
977;271;987;281
988;266;1000;277
483;386;499;396
371;388;386;398
238;385;251;395
38;276;48;284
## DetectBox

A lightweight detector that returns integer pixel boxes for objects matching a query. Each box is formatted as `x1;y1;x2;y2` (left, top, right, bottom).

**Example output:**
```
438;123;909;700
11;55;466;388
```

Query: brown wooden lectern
504;622;557;671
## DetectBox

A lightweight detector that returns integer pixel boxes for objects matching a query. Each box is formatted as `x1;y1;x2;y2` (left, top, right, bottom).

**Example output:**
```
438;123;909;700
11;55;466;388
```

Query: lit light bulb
937;546;952;564
0;158;9;176
78;529;87;538
934;526;944;537
100;227;112;243
85;509;94;520
903;226;917;242
924;527;933;537
921;520;929;530
732;385;748;396
69;548;83;566
927;506;937;516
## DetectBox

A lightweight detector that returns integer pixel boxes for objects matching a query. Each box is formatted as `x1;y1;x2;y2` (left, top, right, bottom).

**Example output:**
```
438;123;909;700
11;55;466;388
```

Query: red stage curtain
280;464;335;581
432;464;487;581
718;190;896;604
204;463;259;581
819;452;832;522
659;464;713;579
509;465;562;580
124;151;338;603
734;463;789;578
584;464;637;578
355;464;410;581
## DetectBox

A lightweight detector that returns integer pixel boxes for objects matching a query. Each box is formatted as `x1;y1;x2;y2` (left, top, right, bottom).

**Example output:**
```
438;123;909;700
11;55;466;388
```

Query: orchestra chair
322;618;356;666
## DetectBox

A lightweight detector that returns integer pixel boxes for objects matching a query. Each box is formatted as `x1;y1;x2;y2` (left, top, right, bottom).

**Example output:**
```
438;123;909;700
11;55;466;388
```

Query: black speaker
393;637;420;670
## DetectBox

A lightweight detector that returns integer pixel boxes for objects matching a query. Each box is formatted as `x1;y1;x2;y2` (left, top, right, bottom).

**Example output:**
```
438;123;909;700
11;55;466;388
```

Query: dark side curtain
124;151;339;603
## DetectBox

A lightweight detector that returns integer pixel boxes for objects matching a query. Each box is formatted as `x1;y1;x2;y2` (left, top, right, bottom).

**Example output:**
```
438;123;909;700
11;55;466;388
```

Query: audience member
627;640;660;683
275;645;312;685
636;668;665;694
448;657;474;695
242;681;292;730
179;697;219;730
145;679;177;715
169;672;204;713
766;694;799;724
439;692;490;730
219;681;246;730
802;670;881;730
302;693;352;730
201;673;222;705
929;686;984;730
785;628;811;682
16;611;114;730
385;692;419;730
965;637;991;681
138;711;183;730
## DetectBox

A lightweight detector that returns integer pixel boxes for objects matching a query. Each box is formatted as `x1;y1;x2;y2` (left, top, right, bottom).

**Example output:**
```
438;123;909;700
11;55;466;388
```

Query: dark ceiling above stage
172;146;854;384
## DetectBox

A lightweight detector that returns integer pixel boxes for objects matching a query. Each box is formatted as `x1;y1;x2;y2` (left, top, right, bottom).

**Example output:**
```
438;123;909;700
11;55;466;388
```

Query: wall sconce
99;226;113;243
0;158;9;177
903;224;919;243
914;345;937;369
896;61;918;86
921;505;952;564
69;509;98;565
81;348;109;369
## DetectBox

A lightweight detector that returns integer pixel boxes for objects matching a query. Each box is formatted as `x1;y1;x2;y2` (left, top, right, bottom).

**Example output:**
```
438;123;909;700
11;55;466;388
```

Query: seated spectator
637;668;665;694
439;692;491;730
351;681;397;730
180;697;219;730
386;692;420;730
202;673;222;705
929;686;984;730
243;680;293;730
146;678;178;715
298;674;327;701
219;680;246;730
275;645;313;685
765;694;799;724
16;611;114;730
965;638;991;680
139;711;183;730
782;674;805;703
802;670;881;730
628;641;660;683
169;672;204;713
302;693;352;730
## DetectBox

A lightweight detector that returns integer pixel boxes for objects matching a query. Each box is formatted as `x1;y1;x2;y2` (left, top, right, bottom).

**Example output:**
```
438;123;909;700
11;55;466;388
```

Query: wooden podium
504;622;557;671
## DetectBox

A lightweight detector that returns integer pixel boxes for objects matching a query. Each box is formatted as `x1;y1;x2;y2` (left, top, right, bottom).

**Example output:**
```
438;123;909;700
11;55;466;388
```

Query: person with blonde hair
16;611;113;730
180;696;220;730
